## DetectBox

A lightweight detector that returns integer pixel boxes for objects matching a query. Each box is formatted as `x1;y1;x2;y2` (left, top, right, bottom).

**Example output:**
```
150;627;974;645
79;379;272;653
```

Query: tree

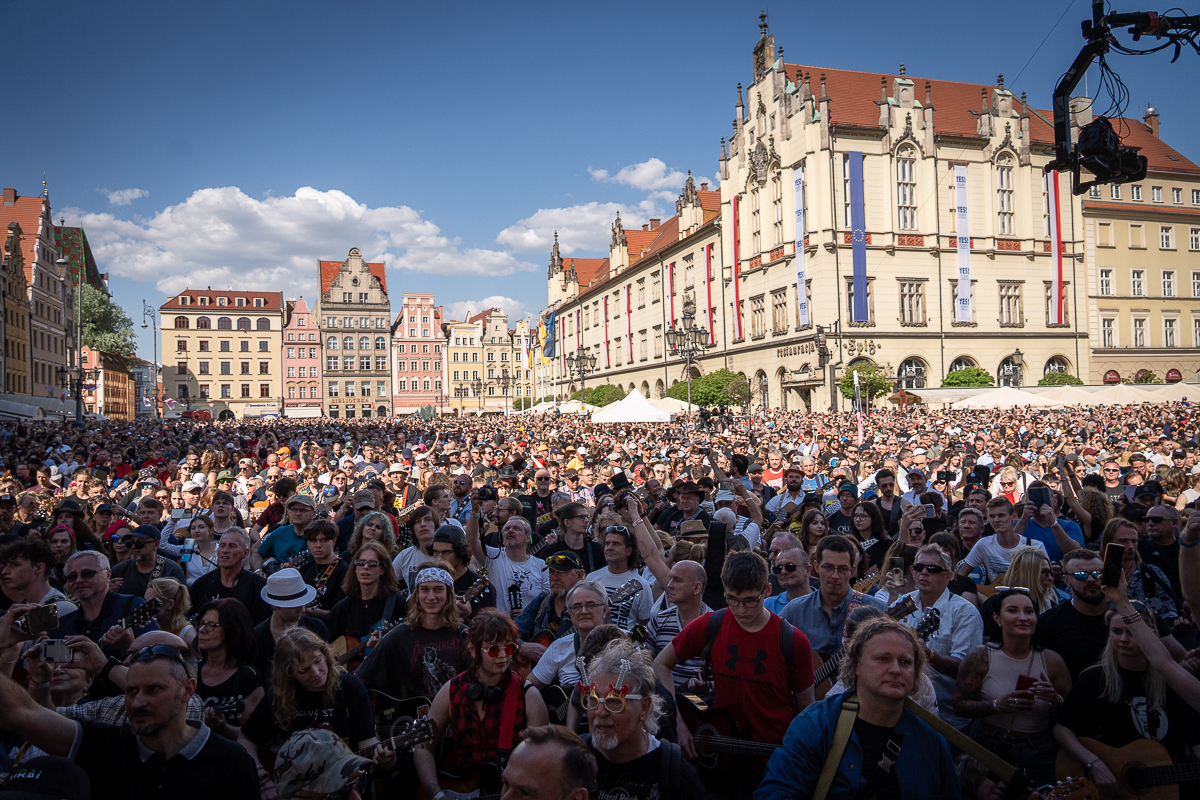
941;367;995;388
80;284;136;359
1038;372;1083;386
665;369;749;406
569;384;626;406
512;398;530;411
837;365;892;405
1134;369;1159;384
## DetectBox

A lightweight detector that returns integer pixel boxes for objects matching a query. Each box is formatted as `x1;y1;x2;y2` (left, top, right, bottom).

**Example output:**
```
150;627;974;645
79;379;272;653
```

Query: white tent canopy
651;396;699;415
591;390;673;423
557;399;600;415
1032;385;1097;405
1091;383;1162;405
1149;382;1200;403
950;387;1061;409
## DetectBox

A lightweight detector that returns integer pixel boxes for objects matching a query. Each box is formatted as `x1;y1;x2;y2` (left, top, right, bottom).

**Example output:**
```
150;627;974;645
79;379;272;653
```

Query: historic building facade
283;298;322;417
392;292;445;413
317;249;392;419
446;314;484;414
81;346;133;420
159;290;284;419
2;221;30;395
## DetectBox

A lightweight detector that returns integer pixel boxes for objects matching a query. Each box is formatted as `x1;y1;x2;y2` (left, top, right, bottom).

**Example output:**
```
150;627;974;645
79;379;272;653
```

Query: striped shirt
647;603;711;689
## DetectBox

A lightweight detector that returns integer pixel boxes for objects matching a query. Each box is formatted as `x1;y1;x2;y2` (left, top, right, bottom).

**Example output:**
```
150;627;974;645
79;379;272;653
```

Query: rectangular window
220;362;231;375
377;381;386;396
240;362;250;375
652;272;661;303
1102;318;1115;348
360;356;371;370
176;340;187;352
199;384;209;399
259;362;269;374
361;382;371;397
1164;318;1177;347
221;384;231;398
1100;269;1113;296
1110;184;1121;200
345;382;355;397
287;348;294;359
772;173;784;245
240;384;250;398
220;341;230;352
639;329;647;361
287;387;295;399
327;356;338;371
845;279;875;326
1153;186;1163;202
637;279;645;308
1161;226;1175;249
1097;222;1113;247
1133;317;1146;347
1191;228;1200;251
344;317;353;328
997;160;1015;235
375;356;387;371
1089;186;1101;198
328;381;339;397
240;341;249;352
343;356;354;370
199;362;210;375
1132;269;1145;296
1132;185;1142;201
1163;271;1176;297
1129;223;1145;248
998;283;1023;326
654;326;663;358
771;290;788;334
259;341;268;352
1045;283;1069;325
177;385;189;399
1195;318;1200;347
298;367;306;378
259;384;270;398
1173;188;1183;204
899;281;926;325
199;340;209;352
750;296;765;338
750;188;761;254
309;348;316;359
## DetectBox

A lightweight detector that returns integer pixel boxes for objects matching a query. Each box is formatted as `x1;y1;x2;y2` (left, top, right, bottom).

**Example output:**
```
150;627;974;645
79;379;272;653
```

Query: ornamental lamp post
565;347;597;404
665;299;708;431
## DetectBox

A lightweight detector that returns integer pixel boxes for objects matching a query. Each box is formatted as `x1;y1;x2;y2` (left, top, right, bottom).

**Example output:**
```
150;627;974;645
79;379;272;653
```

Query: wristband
1121;612;1144;626
97;656;121;682
1180;537;1200;549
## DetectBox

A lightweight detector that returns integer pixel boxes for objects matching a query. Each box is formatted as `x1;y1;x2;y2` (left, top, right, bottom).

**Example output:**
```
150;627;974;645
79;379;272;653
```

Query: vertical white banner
704;244;715;344
793;167;810;327
1047;170;1065;324
626;284;633;362
954;165;972;323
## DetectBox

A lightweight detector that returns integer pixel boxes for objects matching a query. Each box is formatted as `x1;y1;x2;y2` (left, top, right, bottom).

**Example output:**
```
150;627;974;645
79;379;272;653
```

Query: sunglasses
1147;517;1174;523
64;569;103;582
352;560;382;569
580;685;644;714
130;644;186;667
771;562;802;574
1070;570;1104;581
120;538;150;549
545;555;581;569
484;643;516;658
911;563;947;574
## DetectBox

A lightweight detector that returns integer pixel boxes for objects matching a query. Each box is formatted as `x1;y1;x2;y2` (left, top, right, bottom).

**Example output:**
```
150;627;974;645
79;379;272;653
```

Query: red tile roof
563;257;609;289
698;189;721;213
467;308;494;324
319;258;388;297
783;64;1198;175
625;228;657;262
159;290;283;311
0;190;49;285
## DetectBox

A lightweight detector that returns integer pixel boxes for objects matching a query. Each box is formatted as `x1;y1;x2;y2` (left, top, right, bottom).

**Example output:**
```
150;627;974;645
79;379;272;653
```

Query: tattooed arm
953;645;997;718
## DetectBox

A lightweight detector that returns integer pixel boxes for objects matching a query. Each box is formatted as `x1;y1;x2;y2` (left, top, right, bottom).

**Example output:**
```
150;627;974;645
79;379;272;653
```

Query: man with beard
188;530;271;625
584;640;705;800
764;467;807;522
515;551;586;664
449;474;473;524
1033;548;1113;680
653;482;709;536
0;636;258;799
870;468;904;537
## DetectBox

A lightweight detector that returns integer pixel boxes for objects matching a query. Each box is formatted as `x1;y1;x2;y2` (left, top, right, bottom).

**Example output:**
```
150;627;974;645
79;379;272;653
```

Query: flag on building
541;311;556;362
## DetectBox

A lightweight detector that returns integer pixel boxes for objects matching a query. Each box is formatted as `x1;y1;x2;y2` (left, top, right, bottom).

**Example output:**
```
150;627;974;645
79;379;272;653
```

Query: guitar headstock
629;623;651;646
391;718;437;751
1041;778;1098;799
121;597;162;629
609;579;644;606
888;595;917;621
916;608;941;641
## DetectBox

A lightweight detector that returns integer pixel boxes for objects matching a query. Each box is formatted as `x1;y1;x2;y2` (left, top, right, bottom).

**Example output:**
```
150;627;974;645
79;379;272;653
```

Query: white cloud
496;194;682;256
100;188;148;206
444;295;529;323
589;157;716;193
63;186;537;298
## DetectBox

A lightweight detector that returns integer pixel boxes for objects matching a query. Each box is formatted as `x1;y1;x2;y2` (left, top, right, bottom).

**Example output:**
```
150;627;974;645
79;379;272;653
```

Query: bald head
130;631;189;652
672;559;707;586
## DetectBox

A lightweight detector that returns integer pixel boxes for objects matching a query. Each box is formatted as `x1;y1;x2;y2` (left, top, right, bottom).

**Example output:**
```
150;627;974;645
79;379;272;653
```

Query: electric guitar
119;597;162;630
1056;737;1199;800
811;595;917;700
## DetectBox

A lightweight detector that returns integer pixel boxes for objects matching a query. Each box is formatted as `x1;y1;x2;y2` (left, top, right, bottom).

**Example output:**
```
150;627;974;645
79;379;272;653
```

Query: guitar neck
1134;763;1200;787
814;649;844;684
340;622;394;662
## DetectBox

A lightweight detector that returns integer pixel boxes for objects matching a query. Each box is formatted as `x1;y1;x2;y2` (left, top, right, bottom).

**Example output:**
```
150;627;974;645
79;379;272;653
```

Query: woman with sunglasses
195;597;264;727
994;466;1023;505
953;588;1071;787
543;502;604;573
415;610;549;798
324;541;406;662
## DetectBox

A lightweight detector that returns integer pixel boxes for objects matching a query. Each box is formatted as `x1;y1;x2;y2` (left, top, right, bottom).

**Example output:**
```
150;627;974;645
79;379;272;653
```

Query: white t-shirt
586;566;653;631
963;535;1047;584
484;545;549;616
530;634;580;687
392;545;435;591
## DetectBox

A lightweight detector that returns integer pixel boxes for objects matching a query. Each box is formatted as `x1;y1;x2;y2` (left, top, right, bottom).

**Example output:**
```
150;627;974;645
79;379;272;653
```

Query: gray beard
590;729;619;752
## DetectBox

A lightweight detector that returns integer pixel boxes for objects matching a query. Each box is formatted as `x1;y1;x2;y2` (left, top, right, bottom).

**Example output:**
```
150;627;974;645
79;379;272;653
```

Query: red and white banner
575;309;581;350
732;196;743;339
603;296;610;368
626;284;633;361
668;261;675;323
704;244;715;344
1047;170;1065;325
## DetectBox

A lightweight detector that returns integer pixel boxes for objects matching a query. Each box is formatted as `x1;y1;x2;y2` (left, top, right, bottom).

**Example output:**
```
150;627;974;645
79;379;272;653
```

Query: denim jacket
753;692;961;800
514;590;575;643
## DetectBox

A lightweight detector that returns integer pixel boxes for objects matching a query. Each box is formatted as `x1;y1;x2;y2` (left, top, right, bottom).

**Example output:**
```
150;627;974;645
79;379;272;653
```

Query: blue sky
4;0;1196;361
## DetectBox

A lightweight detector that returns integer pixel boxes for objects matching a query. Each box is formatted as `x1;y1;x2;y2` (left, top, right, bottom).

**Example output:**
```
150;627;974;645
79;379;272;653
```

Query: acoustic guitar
811;595;917;700
1056;737;1200;800
676;692;781;775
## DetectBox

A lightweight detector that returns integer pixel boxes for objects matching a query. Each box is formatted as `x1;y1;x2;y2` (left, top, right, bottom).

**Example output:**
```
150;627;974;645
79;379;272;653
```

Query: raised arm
465;488;487;568
1181;514;1200;615
627;496;669;590
1105;575;1200;710
0;671;77;757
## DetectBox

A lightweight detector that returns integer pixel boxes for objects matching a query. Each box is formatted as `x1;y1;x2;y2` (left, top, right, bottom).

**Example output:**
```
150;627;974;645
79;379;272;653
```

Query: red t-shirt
762;467;785;487
672;610;814;744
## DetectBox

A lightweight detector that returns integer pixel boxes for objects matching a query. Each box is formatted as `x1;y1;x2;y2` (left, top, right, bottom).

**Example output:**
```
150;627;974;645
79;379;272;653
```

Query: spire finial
899;62;906;76
997;73;1004;87
42;174;47;196
759;9;768;36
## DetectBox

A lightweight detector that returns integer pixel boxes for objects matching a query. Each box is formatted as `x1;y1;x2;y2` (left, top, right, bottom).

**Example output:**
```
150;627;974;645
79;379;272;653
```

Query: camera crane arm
1048;0;1200;194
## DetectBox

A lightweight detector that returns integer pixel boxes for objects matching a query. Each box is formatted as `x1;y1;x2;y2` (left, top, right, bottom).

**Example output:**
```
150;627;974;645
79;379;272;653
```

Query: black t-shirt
195;662;263;724
241;672;375;748
354;622;468;699
592;742;706;800
324;592;406;642
1033;600;1111;680
1139;537;1181;598
188;569;271;624
827;510;855;537
654;508;712;536
73;720;259;800
541;538;606;574
110;556;187;600
297;557;349;611
854;718;903;800
519;492;555;531
251;616;330;680
1059;664;1200;762
454;568;497;614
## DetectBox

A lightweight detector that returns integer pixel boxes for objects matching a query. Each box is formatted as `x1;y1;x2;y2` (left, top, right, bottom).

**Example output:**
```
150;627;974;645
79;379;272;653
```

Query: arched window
998;357;1021;387
217;317;232;330
949;356;976;373
256;318;270;330
236;317;251;330
896;146;917;230
343;336;354;350
359;337;370;351
173;317;189;329
326;337;338;350
375;337;386;350
996;155;1015;235
1044;356;1070;375
196;317;210;329
897;357;927;389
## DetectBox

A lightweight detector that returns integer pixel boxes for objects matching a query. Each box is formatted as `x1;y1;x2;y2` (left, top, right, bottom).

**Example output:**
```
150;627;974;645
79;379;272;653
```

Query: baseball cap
1135;484;1162;498
127;524;160;541
273;729;371;799
0;756;90;799
216;470;235;482
907;466;926;478
838;482;858;498
352;490;376;510
182;481;203;493
713;490;738;504
239;458;255;467
433;525;466;546
285;495;316;510
0;495;13;505
543;552;583;572
1081;448;1099;456
1173;449;1187;459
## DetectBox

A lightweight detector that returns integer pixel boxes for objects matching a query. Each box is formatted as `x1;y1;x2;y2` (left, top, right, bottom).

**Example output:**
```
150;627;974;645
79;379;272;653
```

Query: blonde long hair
999;546;1057;614
1099;610;1165;712
148;577;191;635
272;627;341;730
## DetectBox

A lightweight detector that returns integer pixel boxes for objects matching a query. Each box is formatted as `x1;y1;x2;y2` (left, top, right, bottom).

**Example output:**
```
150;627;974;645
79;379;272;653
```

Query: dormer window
254;297;263;307
217;297;227;306
179;296;191;306
235;297;245;307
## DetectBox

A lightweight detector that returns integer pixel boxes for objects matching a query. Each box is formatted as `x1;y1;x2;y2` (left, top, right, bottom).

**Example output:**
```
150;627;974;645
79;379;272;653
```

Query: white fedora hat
261;567;317;608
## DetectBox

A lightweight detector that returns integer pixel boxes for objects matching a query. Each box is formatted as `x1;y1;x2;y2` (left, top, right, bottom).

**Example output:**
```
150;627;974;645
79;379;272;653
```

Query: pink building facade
391;292;446;413
283;298;322;417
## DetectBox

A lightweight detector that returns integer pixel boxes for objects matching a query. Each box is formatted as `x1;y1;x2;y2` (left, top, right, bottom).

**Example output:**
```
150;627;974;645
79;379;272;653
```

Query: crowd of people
0;397;1197;798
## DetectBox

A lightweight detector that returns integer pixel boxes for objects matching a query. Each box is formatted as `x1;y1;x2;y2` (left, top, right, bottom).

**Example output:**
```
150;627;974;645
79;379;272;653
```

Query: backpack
697;608;796;694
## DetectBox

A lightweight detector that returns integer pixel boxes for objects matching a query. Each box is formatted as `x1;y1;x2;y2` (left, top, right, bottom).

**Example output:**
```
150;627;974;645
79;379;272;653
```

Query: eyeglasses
911;563;947;574
568;601;605;614
1070;569;1104;581
197;621;222;632
772;562;802;574
353;560;382;569
484;643;516;658
724;592;764;609
536;477;551;482
580;684;644;714
64;569;103;583
120;538;150;550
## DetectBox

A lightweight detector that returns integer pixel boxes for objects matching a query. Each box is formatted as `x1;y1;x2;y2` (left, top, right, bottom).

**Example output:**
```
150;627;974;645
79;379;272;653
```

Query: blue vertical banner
849;151;869;323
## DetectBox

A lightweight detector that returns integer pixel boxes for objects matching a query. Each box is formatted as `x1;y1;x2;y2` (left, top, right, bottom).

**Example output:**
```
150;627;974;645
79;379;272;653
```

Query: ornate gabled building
2;221;30;395
283;298;322;417
317;248;392;419
392;293;445;413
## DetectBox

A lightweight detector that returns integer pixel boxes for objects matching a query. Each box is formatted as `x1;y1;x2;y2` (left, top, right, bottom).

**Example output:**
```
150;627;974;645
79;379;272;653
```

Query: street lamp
758;373;768;412
1002;348;1025;387
665;301;708;429
498;368;513;417
140;300;160;418
564;347;598;403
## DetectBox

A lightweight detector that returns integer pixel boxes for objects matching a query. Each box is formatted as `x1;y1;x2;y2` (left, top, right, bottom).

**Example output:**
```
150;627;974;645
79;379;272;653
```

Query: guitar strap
495;673;523;765
813;695;859;800
314;561;339;597
382;593;401;626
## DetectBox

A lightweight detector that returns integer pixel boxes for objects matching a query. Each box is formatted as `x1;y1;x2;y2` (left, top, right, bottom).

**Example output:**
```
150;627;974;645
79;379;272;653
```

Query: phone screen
1029;487;1051;509
1102;543;1125;587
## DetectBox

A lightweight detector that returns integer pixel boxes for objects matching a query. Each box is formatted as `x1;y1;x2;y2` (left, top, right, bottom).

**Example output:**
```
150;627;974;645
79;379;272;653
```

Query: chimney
650;219;660;230
700;182;708;191
2;188;14;206
1144;106;1160;138
642;224;649;231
